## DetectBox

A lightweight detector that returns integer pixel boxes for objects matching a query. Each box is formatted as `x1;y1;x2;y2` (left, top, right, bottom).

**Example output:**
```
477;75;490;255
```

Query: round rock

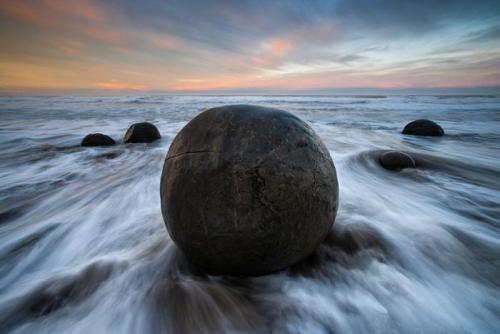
402;119;444;136
160;105;339;276
379;151;416;170
124;122;161;143
81;133;115;147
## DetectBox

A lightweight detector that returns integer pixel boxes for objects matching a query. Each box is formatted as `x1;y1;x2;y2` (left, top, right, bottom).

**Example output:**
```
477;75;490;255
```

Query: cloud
1;0;500;92
83;27;124;45
0;0;124;47
252;38;295;67
55;40;85;55
148;34;181;50
465;25;500;44
332;0;500;36
94;81;147;90
0;0;107;28
338;54;366;64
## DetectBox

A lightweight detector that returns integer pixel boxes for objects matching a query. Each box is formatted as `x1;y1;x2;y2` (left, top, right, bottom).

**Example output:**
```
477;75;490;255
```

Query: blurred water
0;95;499;333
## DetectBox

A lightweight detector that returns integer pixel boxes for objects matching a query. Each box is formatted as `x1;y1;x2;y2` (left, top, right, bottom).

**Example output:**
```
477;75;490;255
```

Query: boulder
81;133;115;147
402;119;444;136
379;151;416;170
124;122;161;143
160;105;339;276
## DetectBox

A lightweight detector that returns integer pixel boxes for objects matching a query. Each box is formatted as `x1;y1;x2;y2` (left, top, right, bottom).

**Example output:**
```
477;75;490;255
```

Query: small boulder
379;151;416;170
81;133;115;147
402;119;444;136
124;122;161;143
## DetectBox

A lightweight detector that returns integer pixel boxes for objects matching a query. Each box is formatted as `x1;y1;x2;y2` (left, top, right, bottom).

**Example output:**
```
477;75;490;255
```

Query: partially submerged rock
160;105;339;276
124;122;161;143
402;119;444;136
81;133;115;147
379;151;416;170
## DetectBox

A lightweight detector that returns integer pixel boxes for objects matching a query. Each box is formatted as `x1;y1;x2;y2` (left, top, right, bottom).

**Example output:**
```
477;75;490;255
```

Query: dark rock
402;119;444;136
123;122;161;143
379;151;416;170
160;105;339;276
81;133;115;147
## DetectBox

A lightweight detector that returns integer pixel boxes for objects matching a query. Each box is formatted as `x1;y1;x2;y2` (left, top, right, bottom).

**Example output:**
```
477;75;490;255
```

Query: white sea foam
0;95;499;333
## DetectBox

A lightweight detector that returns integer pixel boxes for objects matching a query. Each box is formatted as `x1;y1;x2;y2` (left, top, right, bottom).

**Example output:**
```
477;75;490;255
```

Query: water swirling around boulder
353;149;500;190
160;105;339;276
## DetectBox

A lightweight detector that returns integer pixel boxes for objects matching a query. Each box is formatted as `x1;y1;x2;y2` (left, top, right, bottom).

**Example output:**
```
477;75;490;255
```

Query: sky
0;0;500;94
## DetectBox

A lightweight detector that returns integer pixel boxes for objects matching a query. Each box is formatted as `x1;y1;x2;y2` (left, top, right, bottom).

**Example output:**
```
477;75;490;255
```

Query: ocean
0;95;499;333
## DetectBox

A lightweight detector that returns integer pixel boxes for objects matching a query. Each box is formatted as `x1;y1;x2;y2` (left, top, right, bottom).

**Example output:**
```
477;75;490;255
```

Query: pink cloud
0;0;107;28
55;40;85;55
253;38;295;68
94;81;147;91
148;34;181;50
83;27;124;45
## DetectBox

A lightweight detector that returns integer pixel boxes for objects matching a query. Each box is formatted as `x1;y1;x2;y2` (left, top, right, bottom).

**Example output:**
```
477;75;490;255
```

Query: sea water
0;95;499;333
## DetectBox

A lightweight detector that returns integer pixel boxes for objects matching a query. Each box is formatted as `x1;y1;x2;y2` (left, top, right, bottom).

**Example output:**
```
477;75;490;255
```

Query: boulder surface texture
379;151;416;170
160;105;339;276
402;119;444;136
81;133;116;147
124;122;161;143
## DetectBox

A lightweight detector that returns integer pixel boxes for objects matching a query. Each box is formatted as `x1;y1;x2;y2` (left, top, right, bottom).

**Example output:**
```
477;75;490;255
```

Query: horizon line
1;86;499;97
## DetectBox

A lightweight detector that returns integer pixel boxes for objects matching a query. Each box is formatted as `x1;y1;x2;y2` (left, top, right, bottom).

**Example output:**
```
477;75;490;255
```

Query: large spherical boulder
124;122;161;143
160;105;338;276
402;119;444;136
379;151;416;170
81;133;115;147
